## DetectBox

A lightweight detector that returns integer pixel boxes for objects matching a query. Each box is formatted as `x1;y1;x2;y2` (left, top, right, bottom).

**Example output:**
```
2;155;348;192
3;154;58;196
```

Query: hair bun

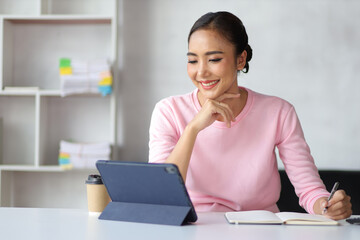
245;44;253;62
242;44;252;73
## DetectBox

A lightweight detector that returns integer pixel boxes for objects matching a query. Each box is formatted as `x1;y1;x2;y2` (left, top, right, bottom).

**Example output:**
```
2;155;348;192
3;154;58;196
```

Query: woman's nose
197;61;209;78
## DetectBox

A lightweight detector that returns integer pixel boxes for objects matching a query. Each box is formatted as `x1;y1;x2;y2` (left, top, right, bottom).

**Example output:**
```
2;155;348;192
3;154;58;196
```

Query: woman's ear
237;50;247;70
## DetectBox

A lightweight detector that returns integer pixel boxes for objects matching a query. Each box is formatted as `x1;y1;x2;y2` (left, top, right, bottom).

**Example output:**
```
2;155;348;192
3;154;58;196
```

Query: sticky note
60;67;73;75
59;152;70;158
59;58;71;68
100;71;112;79
60;164;73;170
58;152;73;170
98;77;112;86
98;85;112;96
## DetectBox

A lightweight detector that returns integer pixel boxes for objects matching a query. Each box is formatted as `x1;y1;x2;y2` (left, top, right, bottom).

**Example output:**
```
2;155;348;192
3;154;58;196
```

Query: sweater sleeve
148;100;180;164
277;106;330;214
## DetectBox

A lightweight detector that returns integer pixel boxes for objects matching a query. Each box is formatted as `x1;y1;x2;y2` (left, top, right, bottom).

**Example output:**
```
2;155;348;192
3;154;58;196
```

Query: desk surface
0;207;359;240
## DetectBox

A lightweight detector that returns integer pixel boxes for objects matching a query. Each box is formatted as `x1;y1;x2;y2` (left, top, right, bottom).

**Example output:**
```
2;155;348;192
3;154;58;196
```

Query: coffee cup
86;174;111;212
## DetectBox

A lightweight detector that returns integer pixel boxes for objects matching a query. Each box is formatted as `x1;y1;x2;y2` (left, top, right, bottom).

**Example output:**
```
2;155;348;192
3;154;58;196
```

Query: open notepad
225;210;338;226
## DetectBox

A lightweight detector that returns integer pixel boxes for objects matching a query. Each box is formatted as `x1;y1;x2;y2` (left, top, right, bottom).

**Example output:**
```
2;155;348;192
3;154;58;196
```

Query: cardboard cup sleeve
86;175;111;212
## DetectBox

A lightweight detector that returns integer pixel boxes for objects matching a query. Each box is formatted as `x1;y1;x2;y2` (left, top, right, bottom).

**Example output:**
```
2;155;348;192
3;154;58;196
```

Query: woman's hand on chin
189;93;240;132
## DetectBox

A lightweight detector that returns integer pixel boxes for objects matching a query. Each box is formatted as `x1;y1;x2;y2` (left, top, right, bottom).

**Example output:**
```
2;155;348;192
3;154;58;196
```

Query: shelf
0;89;106;97
0;165;63;172
38;90;105;97
39;89;62;96
2;15;113;24
45;0;116;16
0;0;116;16
0;165;97;172
0;0;40;15
0;90;39;96
38;95;112;165
1;17;113;90
0;95;36;165
0;0;117;209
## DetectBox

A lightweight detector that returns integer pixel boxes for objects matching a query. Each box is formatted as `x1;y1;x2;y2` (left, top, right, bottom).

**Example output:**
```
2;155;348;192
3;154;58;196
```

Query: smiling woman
148;11;352;220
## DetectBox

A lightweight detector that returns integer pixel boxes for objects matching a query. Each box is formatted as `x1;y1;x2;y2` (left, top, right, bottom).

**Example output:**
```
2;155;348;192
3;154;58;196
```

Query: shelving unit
0;0;118;208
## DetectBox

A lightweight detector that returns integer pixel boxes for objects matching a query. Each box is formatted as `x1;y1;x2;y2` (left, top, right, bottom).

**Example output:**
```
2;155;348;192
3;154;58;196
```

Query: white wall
117;0;360;170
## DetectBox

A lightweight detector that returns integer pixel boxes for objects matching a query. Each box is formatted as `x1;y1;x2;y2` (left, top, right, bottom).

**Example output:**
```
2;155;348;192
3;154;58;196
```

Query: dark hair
188;11;253;73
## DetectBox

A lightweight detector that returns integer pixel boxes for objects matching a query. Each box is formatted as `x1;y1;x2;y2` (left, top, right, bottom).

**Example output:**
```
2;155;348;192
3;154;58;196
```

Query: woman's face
187;29;246;102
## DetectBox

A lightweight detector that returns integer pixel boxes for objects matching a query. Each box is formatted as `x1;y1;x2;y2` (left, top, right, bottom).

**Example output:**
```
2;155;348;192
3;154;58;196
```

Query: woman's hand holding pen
315;190;352;220
189;93;240;132
322;190;352;220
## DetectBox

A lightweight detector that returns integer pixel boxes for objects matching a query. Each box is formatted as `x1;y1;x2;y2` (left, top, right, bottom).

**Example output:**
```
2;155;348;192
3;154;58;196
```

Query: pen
323;182;339;214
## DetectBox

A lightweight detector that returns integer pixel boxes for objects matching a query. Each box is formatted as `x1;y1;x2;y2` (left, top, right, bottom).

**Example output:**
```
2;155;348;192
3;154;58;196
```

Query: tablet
96;160;197;225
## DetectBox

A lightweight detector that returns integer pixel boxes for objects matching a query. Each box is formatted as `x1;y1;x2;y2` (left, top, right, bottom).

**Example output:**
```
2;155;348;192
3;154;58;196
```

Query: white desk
0;207;359;240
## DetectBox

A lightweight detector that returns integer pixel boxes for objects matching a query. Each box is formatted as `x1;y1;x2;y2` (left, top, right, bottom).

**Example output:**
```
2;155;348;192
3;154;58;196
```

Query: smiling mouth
199;80;220;89
201;80;219;86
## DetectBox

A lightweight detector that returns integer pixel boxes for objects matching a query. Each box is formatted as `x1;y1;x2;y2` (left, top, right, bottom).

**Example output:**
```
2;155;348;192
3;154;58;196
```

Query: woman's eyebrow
187;52;197;56
187;51;224;56
205;51;224;55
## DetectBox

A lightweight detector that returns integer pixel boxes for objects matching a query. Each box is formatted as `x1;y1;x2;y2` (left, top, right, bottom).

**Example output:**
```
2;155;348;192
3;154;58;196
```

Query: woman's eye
209;58;222;62
188;60;197;64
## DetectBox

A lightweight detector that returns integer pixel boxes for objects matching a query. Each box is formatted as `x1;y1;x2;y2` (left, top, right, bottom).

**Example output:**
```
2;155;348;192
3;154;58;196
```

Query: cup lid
86;174;103;184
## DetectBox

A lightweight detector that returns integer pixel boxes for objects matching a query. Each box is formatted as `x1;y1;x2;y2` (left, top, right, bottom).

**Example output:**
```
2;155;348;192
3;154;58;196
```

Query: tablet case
96;160;198;226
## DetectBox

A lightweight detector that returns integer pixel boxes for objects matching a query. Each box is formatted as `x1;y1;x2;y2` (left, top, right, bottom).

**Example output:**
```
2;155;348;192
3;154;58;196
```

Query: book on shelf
225;210;338;226
58;140;111;169
59;58;112;97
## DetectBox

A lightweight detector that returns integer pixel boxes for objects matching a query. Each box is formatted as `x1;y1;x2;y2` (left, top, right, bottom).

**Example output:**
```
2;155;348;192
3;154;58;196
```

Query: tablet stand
99;201;193;226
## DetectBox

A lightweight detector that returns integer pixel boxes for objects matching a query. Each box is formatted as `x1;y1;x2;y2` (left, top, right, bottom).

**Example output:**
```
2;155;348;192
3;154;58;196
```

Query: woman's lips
200;80;220;90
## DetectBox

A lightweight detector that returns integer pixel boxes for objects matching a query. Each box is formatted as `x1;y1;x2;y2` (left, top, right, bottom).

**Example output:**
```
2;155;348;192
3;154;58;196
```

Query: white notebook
225;210;338;226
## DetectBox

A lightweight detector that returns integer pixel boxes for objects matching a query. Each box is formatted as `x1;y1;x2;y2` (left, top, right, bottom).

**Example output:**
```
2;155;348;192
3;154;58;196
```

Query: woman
149;11;352;220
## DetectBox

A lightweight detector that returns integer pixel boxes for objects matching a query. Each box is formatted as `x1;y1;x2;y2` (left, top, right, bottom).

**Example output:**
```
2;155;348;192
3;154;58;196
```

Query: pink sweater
149;88;330;214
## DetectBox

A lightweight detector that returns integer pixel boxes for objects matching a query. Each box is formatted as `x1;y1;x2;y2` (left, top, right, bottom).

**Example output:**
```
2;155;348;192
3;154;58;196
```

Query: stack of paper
59;58;113;97
58;140;111;169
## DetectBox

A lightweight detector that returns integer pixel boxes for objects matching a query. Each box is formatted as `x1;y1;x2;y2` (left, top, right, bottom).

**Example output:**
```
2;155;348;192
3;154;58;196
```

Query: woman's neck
223;87;248;119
